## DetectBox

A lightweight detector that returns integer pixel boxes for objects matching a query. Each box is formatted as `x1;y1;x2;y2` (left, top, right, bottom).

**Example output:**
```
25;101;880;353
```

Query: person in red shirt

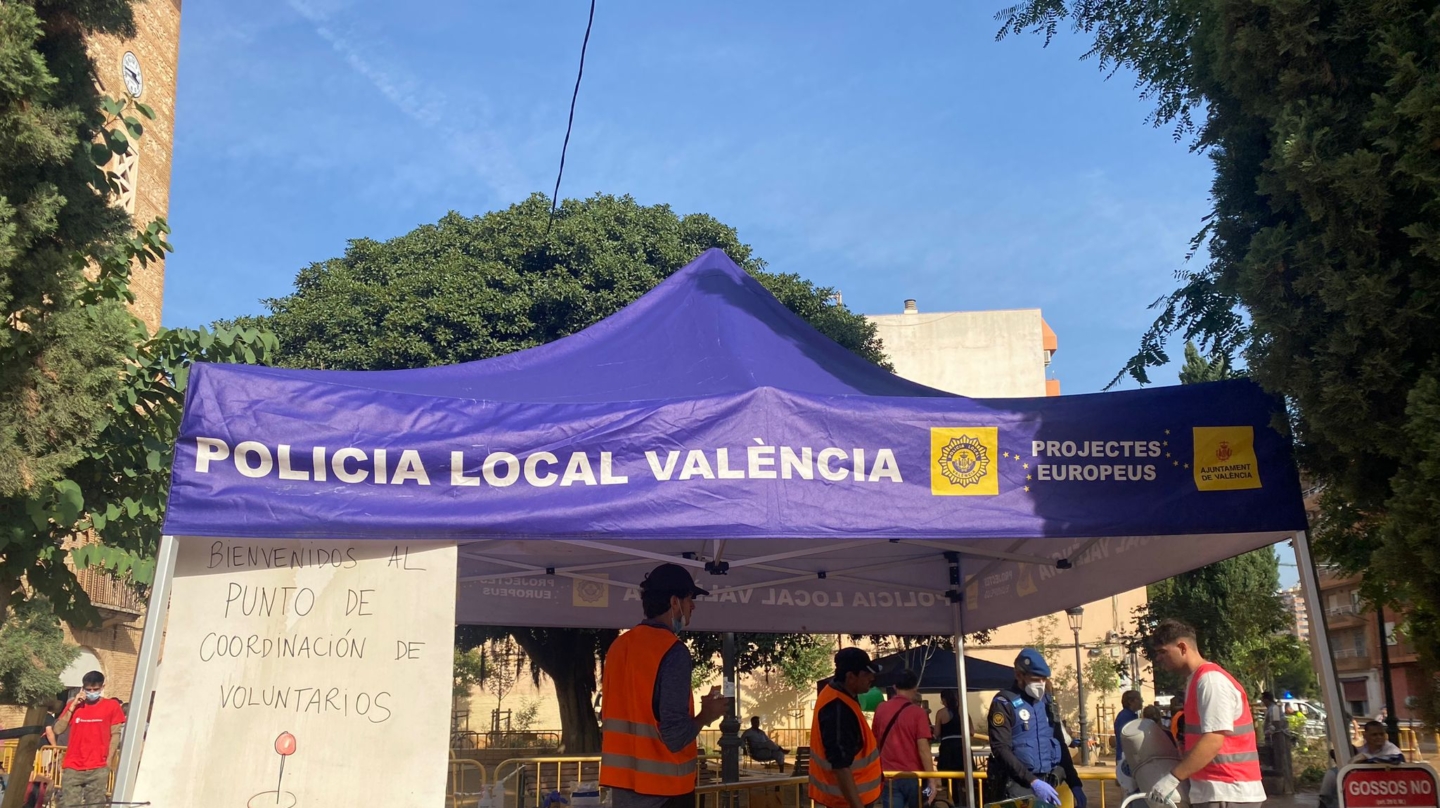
51;671;125;808
871;670;937;808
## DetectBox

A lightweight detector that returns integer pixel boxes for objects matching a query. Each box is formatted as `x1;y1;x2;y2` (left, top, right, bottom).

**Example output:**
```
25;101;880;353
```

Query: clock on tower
121;51;143;98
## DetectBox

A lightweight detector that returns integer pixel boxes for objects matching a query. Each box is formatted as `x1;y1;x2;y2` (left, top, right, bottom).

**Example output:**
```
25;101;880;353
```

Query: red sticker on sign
1340;764;1440;808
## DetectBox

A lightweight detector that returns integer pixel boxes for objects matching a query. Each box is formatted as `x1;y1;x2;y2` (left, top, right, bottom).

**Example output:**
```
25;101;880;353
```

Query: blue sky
162;0;1217;392
162;0;1302;588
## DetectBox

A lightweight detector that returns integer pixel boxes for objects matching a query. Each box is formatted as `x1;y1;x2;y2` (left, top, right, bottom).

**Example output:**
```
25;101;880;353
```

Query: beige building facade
86;0;181;333
868;300;1062;398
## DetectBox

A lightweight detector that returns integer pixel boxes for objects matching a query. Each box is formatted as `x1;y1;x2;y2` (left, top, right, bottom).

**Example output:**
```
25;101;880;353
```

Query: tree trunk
510;628;617;754
0;704;49;808
553;666;603;754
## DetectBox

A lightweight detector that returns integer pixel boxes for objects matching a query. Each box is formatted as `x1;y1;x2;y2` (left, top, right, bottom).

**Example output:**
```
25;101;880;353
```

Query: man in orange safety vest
600;563;731;808
810;648;883;808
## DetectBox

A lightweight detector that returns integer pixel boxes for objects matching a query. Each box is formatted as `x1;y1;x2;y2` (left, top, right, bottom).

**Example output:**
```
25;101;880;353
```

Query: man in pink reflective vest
1146;619;1264;808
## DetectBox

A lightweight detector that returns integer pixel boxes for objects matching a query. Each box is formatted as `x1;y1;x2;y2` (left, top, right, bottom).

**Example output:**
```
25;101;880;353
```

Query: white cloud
283;0;531;200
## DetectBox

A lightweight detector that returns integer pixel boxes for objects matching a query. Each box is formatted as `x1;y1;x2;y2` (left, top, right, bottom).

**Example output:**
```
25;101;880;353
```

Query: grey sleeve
654;642;700;753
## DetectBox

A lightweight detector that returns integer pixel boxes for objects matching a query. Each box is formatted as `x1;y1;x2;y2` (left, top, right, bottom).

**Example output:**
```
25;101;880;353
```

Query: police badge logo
573;574;610;608
929;427;1000;496
939;435;990;488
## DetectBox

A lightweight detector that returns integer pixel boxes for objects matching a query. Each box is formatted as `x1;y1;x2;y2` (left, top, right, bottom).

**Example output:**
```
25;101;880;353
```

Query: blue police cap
1015;647;1051;677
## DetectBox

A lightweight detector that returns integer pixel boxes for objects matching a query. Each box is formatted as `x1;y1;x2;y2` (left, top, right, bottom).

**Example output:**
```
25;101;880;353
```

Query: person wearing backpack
872;670;938;808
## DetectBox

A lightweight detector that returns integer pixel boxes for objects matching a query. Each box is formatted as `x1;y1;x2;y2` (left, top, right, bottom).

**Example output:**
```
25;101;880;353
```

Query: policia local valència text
190;436;1169;488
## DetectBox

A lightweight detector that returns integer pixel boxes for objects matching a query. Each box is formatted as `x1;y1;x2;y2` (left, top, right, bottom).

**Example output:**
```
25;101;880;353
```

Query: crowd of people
594;562;1413;808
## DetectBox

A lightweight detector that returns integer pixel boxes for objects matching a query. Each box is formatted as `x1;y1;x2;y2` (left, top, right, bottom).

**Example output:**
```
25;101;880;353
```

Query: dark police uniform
985;685;1081;804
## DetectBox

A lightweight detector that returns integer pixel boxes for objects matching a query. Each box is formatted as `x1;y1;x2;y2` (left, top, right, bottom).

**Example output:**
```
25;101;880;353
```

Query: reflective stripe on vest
1183;662;1262;785
599;624;697;796
809;685;883;808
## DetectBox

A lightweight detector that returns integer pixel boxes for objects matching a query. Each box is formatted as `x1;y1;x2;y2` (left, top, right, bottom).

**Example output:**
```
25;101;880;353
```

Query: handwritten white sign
133;538;456;808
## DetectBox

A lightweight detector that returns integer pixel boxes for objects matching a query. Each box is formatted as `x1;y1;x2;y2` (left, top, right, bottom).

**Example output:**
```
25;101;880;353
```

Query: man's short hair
1261;691;1275;702
1151;619;1197;648
1122;689;1143;707
81;670;105;687
895;669;920;691
641;589;675;618
1364;720;1386;732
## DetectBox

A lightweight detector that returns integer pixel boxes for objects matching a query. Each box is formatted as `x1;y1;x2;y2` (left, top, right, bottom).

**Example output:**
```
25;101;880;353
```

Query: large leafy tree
997;0;1440;719
247;192;890;751
1;0;277;609
1142;547;1288;693
0;3;275;800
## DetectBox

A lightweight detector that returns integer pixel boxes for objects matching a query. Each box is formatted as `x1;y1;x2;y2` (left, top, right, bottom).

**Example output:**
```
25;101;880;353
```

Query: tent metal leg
953;599;977;808
719;632;741;784
1293;529;1350;757
112;533;179;802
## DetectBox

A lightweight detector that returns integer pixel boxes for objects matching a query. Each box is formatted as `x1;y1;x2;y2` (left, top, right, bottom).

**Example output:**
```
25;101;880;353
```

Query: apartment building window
1330;629;1368;658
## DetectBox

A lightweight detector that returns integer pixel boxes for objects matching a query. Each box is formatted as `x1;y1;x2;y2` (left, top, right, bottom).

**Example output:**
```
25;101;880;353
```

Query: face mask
1024;682;1046;701
671;614;685;634
84;691;103;703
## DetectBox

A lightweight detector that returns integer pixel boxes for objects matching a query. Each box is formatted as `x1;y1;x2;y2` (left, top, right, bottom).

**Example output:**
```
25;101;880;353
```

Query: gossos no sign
1340;764;1440;808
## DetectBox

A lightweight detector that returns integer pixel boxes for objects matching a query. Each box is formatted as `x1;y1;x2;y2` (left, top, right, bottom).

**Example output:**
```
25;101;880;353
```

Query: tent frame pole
1293;529;1349;757
948;552;977;808
112;532;179;802
952;603;977;808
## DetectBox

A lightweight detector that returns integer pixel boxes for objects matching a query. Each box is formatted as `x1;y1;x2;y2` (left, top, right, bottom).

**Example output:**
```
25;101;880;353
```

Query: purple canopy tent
113;249;1345;802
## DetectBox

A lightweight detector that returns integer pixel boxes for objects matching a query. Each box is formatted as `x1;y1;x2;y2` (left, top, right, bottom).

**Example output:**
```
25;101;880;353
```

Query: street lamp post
1066;606;1089;766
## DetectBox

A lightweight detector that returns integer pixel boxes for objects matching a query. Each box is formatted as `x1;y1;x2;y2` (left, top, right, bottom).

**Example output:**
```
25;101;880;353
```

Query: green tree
1141;547;1287;693
686;632;837;692
453;648;487;702
1177;341;1236;385
1;3;276;800
1;0;136;508
266;192;892;751
996;0;1440;722
2;0;277;603
1234;632;1318;698
0;598;77;706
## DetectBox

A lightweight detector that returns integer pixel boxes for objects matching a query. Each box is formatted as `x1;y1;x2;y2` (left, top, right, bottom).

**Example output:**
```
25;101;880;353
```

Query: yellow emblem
930;427;1000;496
573;574;610;608
1192;427;1262;491
992;712;1006;727
1016;564;1038;598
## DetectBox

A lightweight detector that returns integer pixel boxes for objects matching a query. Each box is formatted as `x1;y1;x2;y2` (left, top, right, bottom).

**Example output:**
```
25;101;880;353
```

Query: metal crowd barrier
695;774;808;808
494;755;604;808
882;768;1123;808
448;756;489;808
484;756;1121;808
0;743;120;799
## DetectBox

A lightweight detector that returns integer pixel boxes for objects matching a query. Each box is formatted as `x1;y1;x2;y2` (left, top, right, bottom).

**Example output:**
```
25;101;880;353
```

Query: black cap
641;563;710;598
834;647;879;677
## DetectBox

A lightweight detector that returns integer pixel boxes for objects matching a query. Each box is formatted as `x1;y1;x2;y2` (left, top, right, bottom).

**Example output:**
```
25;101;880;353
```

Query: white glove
1147;773;1181;808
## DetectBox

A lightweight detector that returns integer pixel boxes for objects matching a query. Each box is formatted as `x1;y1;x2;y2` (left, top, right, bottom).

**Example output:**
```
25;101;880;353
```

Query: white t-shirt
1264;703;1286;733
1187;670;1266;805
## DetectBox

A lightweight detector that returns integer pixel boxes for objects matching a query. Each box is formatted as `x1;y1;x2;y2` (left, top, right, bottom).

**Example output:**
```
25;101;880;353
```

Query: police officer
986;648;1086;808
